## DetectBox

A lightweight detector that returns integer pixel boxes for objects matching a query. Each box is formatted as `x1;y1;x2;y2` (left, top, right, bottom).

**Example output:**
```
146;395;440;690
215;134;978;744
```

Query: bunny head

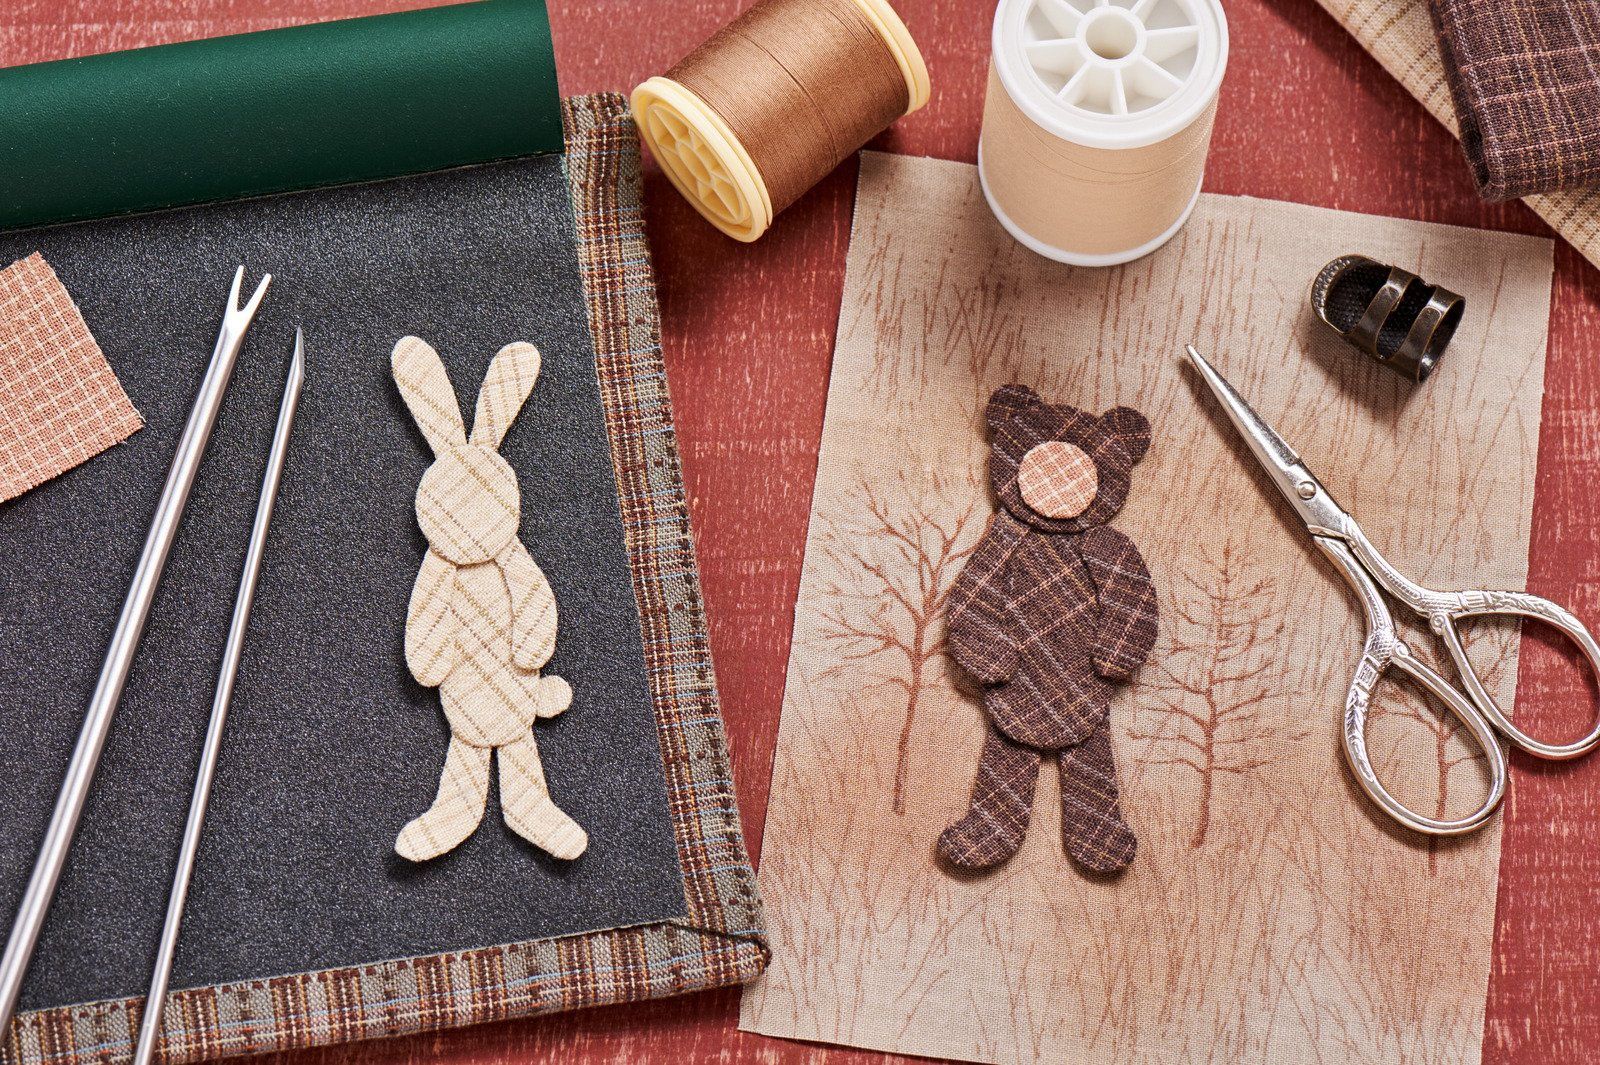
393;336;542;566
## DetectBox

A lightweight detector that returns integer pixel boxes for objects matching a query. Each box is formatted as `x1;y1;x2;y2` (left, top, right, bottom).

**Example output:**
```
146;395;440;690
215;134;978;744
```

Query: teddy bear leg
498;735;588;860
937;725;1041;870
396;737;492;862
1058;721;1137;873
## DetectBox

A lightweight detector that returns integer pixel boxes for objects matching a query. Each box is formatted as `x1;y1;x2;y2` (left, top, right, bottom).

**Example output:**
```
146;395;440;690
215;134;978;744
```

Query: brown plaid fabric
1081;526;1161;680
2;93;766;1065
1058;723;1137;872
989;532;1113;749
988;385;1151;536
946;510;1028;684
0;253;141;503
1427;0;1600;200
941;385;1156;876
937;726;1041;869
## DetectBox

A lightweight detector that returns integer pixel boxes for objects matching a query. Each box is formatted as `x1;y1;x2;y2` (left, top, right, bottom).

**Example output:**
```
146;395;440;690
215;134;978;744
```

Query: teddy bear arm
406;549;463;687
1080;526;1159;680
947;512;1026;684
502;539;559;671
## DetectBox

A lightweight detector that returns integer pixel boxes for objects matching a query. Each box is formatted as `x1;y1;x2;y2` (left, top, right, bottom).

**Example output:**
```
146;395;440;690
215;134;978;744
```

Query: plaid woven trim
0;253;142;503
561;93;766;949
2;92;766;1065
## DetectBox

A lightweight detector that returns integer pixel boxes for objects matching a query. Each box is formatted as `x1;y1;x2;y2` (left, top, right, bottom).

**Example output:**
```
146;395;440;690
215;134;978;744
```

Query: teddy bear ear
986;384;1042;431
1100;406;1152;465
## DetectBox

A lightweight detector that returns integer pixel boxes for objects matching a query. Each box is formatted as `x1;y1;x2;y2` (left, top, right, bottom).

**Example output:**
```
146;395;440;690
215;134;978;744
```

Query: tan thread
0;253;142;502
392;336;585;862
979;64;1218;260
1017;440;1099;519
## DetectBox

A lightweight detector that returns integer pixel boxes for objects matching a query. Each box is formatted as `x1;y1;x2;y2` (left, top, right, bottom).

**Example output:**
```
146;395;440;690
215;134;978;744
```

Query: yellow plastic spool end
632;76;773;243
632;0;930;242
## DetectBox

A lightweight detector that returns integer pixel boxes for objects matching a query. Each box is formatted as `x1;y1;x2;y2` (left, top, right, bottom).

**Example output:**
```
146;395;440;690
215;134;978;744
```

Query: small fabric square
0;253;142;502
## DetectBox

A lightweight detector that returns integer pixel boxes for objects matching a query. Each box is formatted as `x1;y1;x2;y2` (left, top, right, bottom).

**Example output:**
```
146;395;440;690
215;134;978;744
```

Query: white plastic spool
982;0;1228;266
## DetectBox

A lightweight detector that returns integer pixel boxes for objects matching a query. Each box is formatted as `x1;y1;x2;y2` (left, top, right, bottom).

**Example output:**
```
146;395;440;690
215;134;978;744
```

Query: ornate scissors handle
1435;593;1600;759
1317;536;1509;836
1344;524;1600;761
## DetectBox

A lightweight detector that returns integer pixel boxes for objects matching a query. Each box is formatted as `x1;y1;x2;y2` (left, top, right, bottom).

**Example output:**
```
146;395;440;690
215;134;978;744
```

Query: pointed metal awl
0;268;271;1037
131;329;305;1065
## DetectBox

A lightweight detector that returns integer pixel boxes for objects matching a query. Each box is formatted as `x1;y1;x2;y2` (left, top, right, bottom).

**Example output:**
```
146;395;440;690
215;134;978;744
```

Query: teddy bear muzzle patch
1017;440;1099;519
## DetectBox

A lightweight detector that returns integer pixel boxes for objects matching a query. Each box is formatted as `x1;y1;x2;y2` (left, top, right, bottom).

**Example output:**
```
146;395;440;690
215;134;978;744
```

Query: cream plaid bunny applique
391;336;586;862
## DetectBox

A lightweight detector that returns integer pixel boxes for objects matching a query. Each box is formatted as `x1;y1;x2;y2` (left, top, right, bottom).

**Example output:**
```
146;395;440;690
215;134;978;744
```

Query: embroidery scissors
1185;345;1600;836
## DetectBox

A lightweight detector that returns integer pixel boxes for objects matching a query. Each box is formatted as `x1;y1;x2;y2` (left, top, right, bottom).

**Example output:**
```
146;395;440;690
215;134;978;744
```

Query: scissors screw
1296;481;1317;500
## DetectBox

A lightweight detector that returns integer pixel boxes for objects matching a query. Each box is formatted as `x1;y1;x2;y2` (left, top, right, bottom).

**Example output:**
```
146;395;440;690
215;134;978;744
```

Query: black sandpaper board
0;155;687;1011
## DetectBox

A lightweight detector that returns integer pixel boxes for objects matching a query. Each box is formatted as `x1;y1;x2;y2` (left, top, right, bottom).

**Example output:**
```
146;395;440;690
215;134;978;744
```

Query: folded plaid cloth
1428;0;1600;200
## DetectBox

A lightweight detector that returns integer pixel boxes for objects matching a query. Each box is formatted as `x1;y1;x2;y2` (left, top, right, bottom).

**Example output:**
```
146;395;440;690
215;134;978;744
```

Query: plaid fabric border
1;92;766;1065
0;253;142;503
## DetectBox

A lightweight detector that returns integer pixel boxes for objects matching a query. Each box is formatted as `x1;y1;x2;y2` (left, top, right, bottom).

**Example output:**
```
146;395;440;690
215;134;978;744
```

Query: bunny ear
470;342;542;448
393;336;466;455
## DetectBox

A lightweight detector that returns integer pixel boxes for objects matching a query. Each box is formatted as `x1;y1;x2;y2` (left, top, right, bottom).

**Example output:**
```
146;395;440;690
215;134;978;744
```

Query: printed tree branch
815;469;982;814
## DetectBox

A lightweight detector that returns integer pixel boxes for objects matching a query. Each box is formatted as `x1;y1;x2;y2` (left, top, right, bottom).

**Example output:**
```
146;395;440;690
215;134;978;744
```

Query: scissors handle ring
1342;638;1509;836
1319;536;1509;835
1434;593;1600;760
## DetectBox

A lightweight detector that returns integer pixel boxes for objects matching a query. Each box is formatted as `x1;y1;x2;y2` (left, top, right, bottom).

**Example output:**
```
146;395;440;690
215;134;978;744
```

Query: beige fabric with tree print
392;336;585;863
742;152;1556;1064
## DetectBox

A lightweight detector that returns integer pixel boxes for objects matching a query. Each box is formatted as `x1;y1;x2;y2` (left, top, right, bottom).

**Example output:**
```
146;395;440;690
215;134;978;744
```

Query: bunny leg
396;737;492;861
1058;720;1137;873
937;725;1040;870
498;736;588;860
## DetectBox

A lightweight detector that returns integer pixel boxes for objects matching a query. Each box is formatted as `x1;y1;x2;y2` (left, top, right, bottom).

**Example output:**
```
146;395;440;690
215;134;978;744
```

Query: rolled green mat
0;0;562;231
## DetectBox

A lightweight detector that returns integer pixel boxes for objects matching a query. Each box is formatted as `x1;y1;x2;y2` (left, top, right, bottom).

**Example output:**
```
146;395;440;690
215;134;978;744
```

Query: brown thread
669;0;909;214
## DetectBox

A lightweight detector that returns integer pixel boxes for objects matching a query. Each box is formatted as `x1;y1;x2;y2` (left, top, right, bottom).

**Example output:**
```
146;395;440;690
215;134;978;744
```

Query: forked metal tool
131;330;304;1065
0;267;271;1036
1185;344;1600;836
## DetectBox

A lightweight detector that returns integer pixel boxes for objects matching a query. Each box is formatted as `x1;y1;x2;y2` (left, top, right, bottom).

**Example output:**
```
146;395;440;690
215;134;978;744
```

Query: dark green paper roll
0;0;562;231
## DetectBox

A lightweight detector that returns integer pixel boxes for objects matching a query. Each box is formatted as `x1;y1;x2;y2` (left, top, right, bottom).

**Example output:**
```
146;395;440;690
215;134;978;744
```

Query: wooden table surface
7;0;1600;1061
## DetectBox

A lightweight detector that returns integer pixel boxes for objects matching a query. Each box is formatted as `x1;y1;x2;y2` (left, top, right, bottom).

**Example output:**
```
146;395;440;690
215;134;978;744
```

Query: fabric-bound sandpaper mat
0;153;686;1013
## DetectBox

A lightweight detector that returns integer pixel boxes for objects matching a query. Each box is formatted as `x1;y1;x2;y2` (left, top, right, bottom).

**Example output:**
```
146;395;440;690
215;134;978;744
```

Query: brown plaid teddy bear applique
939;384;1158;875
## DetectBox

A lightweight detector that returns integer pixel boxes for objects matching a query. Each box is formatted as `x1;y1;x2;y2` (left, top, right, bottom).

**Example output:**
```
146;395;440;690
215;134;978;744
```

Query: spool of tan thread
981;0;1228;266
632;0;930;242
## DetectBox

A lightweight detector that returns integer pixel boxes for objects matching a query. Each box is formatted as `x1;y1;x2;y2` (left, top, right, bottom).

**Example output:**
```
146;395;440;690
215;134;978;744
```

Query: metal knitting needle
0;267;270;1036
132;329;304;1065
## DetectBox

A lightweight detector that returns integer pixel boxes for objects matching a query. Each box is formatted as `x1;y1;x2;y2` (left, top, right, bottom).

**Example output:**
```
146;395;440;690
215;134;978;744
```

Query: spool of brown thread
632;0;930;242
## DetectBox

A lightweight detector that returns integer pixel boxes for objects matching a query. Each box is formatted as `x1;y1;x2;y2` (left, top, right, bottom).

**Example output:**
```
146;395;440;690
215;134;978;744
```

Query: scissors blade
1183;345;1349;537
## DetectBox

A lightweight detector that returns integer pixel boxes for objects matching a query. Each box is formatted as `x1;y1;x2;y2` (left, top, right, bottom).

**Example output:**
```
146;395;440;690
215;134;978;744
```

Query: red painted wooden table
6;0;1600;1061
